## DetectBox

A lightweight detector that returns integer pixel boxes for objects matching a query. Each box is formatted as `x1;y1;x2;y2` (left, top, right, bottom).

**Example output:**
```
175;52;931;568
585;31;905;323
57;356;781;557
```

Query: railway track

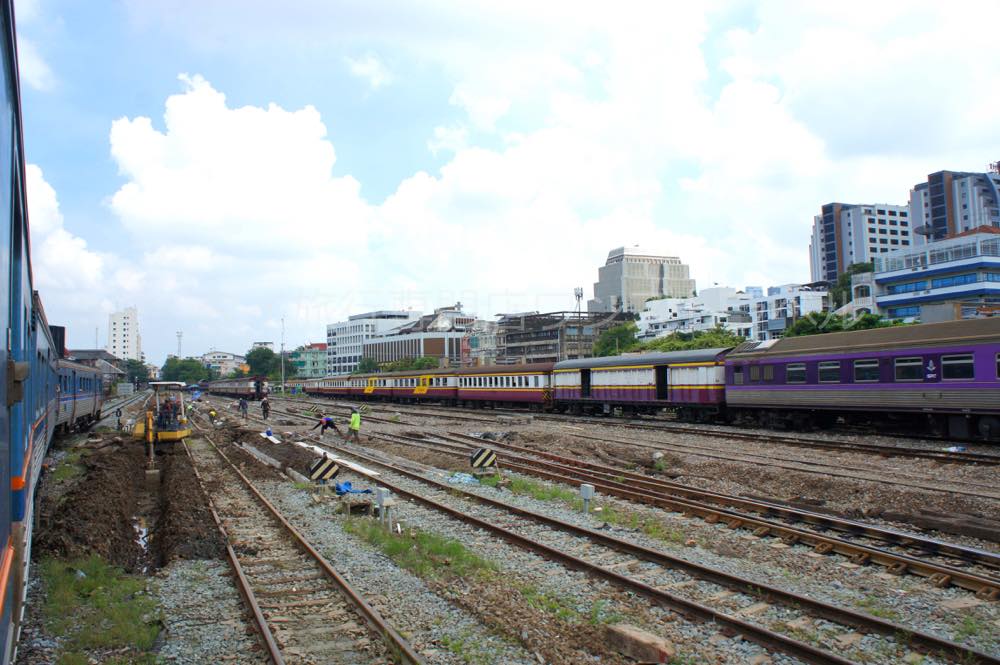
264;393;1000;466
183;424;425;665
382;429;1000;595
283;431;999;665
214;397;1000;591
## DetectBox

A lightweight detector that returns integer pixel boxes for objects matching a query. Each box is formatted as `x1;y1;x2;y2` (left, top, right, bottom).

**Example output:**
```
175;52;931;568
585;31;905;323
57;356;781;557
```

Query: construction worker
209;408;218;421
261;397;271;421
310;416;342;436
238;397;248;420
348;407;361;444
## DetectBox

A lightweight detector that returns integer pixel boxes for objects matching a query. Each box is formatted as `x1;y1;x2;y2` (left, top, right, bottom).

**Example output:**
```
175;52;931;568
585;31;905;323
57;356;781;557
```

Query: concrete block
605;624;675;663
940;596;984;610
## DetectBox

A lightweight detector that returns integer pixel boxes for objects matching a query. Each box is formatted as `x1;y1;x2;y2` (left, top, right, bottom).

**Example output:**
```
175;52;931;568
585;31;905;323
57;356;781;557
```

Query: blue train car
724;317;1000;439
0;2;63;659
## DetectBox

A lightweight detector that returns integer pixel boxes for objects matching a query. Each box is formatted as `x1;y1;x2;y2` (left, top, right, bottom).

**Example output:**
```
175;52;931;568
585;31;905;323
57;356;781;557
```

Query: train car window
818;361;840;383
996;354;1000;379
749;366;760;382
763;365;774;381
732;366;744;385
853;359;880;382
942;354;974;380
786;363;806;383
894;357;923;381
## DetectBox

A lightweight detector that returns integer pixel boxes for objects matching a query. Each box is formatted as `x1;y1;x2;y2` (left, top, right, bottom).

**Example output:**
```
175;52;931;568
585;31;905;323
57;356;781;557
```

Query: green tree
382;356;440;372
226;367;247;378
592;322;639;357
246;347;277;376
124;359;149;384
635;325;746;353
354;357;380;374
160;357;212;384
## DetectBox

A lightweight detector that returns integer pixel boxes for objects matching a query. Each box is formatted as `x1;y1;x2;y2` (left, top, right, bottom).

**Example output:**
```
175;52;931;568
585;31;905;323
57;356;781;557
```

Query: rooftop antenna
176;331;183;357
574;287;583;317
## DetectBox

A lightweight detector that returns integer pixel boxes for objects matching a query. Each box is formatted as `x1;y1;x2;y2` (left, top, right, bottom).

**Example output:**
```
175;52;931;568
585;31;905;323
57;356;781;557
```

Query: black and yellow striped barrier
309;456;341;481
470;447;497;468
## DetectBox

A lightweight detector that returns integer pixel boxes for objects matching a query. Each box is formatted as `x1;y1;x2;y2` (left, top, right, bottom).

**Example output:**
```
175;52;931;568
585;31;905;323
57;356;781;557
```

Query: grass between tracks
478;474;687;545
40;555;159;665
342;519;497;579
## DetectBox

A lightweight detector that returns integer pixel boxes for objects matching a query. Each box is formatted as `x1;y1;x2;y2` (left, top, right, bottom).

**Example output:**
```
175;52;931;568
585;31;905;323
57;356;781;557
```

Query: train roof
554;348;730;370
456;362;554;375
728;317;1000;359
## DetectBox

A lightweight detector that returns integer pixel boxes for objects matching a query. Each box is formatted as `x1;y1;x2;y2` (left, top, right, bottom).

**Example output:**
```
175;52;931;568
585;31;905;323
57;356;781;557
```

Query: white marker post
580;483;595;514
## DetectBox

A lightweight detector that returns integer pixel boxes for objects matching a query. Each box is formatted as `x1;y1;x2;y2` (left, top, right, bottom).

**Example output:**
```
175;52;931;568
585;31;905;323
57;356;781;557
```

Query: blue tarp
334;481;372;495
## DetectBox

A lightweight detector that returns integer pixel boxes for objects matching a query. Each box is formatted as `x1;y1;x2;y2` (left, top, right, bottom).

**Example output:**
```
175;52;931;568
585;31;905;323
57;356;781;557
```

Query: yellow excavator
133;382;192;458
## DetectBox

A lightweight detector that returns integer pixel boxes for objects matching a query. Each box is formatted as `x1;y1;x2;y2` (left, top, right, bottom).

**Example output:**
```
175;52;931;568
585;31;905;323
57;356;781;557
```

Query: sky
16;0;1000;365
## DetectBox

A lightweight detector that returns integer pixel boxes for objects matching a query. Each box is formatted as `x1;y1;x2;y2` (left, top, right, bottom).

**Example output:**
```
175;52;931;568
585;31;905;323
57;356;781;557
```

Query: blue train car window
786;363;806;383
894;357;923;381
942;354;973;380
853;359;879;382
818;361;840;383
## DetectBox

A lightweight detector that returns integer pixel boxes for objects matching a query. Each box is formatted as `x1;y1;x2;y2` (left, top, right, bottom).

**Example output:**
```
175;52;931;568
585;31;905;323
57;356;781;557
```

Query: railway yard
15;391;1000;665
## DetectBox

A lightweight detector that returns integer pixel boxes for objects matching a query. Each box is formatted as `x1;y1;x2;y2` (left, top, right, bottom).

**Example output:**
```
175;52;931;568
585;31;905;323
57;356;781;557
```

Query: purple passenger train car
552;349;729;418
724;317;1000;439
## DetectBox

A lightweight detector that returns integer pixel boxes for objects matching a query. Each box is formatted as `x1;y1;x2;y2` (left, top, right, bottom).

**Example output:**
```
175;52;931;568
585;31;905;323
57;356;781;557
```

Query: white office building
910;169;1000;246
326;310;421;375
588;246;696;314
750;284;829;341
809;203;911;282
106;306;142;361
201;351;246;377
637;287;753;340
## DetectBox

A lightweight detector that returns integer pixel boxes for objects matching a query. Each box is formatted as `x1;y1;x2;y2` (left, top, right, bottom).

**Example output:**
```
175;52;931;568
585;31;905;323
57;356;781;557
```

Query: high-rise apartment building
326;310;421;374
809;203;911;282
106;306;142;361
909;168;1000;245
587;246;696;313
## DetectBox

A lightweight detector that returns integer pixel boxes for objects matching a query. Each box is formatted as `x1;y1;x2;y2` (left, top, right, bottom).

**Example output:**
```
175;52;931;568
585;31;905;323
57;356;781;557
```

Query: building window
887;280;926;295
818;361;840;383
894;357;923;381
786;363;806;383
931;274;977;289
853;359;880;382
942;354;974;380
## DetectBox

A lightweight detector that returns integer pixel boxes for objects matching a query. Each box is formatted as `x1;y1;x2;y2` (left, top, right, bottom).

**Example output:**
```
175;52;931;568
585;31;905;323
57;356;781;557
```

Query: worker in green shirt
348;407;361;443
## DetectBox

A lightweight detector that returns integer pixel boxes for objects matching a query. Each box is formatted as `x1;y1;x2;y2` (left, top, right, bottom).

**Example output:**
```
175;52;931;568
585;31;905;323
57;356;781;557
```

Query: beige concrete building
588;246;696;313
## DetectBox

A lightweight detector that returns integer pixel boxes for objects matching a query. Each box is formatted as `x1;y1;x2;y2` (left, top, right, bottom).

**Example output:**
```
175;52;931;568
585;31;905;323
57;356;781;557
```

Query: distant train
206;376;269;400
207;318;1000;441
0;2;104;660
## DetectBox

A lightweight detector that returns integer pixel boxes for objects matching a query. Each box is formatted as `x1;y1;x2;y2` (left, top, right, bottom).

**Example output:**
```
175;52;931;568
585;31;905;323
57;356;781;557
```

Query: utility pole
94;327;98;348
280;317;286;394
176;331;182;358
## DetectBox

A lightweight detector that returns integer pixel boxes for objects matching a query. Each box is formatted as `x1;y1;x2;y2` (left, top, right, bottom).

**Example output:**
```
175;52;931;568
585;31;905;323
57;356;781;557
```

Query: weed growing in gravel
587;599;624;626
343;519;496;579
292;481;313;491
508;477;577;503
440;629;498;665
477;474;501;488
41;556;159;664
856;595;901;622
51;449;85;483
955;614;984;640
518;583;580;622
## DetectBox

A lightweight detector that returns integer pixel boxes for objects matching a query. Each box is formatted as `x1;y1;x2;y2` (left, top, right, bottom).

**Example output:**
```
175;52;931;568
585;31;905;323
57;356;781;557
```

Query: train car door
581;369;591;398
364;377;376;394
415;376;430;395
655;366;669;400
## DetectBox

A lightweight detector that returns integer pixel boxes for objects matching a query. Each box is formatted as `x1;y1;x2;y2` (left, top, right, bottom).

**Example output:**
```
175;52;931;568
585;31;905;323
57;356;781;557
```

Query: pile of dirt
35;443;148;572
156;447;225;563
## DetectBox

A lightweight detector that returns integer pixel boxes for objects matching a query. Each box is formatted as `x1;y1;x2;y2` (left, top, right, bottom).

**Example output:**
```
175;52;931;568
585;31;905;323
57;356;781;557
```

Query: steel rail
303;434;1000;665
372;430;1000;595
182;438;285;665
188;422;426;665
442;431;1000;571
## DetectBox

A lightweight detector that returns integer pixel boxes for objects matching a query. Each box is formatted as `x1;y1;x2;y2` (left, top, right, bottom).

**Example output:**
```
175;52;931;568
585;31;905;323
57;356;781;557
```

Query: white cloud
26;164;105;296
17;39;55;91
345;54;392;90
